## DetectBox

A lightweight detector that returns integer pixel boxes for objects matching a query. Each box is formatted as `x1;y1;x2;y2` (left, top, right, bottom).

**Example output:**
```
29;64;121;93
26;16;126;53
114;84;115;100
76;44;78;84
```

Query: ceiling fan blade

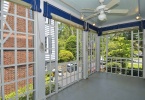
81;11;95;13
108;9;129;14
81;8;94;11
84;13;97;21
105;0;120;10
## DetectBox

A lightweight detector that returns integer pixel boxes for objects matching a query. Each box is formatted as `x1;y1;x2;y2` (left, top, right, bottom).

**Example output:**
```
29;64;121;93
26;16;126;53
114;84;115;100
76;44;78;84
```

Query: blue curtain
23;0;41;12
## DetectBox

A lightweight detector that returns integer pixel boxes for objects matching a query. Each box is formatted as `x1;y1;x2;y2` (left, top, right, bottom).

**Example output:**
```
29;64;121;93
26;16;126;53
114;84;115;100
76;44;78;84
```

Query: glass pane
139;71;143;77
17;80;27;96
29;50;34;62
4;82;15;98
3;33;15;48
4;66;15;83
127;70;131;75
17;50;26;64
121;69;126;75
4;50;15;65
28;78;34;91
3;14;14;31
17;65;27;79
28;35;34;48
28;20;34;34
28;92;34;100
28;64;34;77
133;70;138;76
17;34;26;48
17;4;26;17
17;18;26;32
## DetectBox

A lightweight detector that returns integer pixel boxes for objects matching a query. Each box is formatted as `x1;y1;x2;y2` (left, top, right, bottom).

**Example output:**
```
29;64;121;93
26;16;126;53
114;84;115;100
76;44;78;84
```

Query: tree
107;33;131;68
108;36;131;58
58;23;77;40
58;22;77;57
58;50;74;62
58;39;66;52
65;35;77;59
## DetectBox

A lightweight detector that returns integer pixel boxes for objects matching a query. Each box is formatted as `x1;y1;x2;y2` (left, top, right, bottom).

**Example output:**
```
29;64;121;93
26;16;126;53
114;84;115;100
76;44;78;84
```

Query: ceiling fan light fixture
98;13;106;21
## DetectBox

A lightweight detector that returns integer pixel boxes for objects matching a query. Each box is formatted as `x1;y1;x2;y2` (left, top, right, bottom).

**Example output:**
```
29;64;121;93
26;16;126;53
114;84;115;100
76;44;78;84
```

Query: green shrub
1;83;55;99
58;50;74;62
0;74;56;100
65;35;77;58
3;84;33;100
45;84;55;95
107;62;121;73
107;62;121;68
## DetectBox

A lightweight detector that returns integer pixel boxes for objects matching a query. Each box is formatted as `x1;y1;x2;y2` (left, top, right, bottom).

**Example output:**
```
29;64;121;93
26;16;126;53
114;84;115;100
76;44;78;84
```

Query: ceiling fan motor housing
99;0;104;3
96;5;106;12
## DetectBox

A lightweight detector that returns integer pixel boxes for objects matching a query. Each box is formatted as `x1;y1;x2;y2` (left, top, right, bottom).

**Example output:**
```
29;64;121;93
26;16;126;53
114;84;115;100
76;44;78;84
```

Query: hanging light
80;13;84;20
136;0;142;20
98;11;107;21
93;23;96;26
136;14;141;20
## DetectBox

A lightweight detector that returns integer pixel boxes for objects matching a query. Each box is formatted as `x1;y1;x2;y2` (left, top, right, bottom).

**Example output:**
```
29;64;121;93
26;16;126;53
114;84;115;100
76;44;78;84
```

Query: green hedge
106;62;143;77
107;62;121;73
107;62;121;68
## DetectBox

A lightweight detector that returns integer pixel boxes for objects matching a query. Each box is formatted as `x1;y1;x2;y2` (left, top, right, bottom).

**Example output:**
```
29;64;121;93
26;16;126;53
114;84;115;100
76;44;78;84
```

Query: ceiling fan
81;0;129;21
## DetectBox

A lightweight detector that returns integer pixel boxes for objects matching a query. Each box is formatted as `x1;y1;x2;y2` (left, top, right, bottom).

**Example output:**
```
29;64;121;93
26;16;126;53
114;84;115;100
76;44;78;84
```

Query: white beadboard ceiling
51;0;145;27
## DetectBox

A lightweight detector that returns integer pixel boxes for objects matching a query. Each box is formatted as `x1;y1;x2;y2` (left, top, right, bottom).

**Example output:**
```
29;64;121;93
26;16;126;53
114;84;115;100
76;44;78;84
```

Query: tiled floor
48;72;145;100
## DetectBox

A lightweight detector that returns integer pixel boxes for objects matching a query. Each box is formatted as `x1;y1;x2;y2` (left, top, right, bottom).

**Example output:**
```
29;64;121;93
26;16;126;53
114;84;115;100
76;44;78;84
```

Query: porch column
83;31;88;79
35;0;45;99
96;35;100;72
143;29;145;78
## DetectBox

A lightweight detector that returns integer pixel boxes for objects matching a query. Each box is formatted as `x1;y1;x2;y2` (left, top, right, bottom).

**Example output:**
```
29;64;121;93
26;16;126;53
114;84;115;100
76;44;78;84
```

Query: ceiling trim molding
45;0;94;25
43;2;99;32
98;20;145;36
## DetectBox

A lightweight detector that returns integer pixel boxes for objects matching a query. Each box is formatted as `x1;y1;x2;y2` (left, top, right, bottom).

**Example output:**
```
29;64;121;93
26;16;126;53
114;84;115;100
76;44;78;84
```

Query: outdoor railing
100;57;143;77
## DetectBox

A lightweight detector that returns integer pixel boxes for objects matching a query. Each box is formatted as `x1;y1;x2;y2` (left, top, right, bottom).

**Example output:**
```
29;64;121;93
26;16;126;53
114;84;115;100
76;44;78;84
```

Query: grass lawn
127;63;142;69
133;58;142;61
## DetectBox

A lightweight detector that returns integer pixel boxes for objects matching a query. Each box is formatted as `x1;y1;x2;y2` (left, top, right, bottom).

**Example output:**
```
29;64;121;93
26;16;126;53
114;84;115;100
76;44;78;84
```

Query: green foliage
65;35;77;58
45;84;55;95
107;62;121;73
58;50;74;62
58;22;77;62
3;84;33;100
58;39;66;51
0;74;54;100
127;63;142;69
107;62;121;68
108;36;131;58
58;23;77;40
